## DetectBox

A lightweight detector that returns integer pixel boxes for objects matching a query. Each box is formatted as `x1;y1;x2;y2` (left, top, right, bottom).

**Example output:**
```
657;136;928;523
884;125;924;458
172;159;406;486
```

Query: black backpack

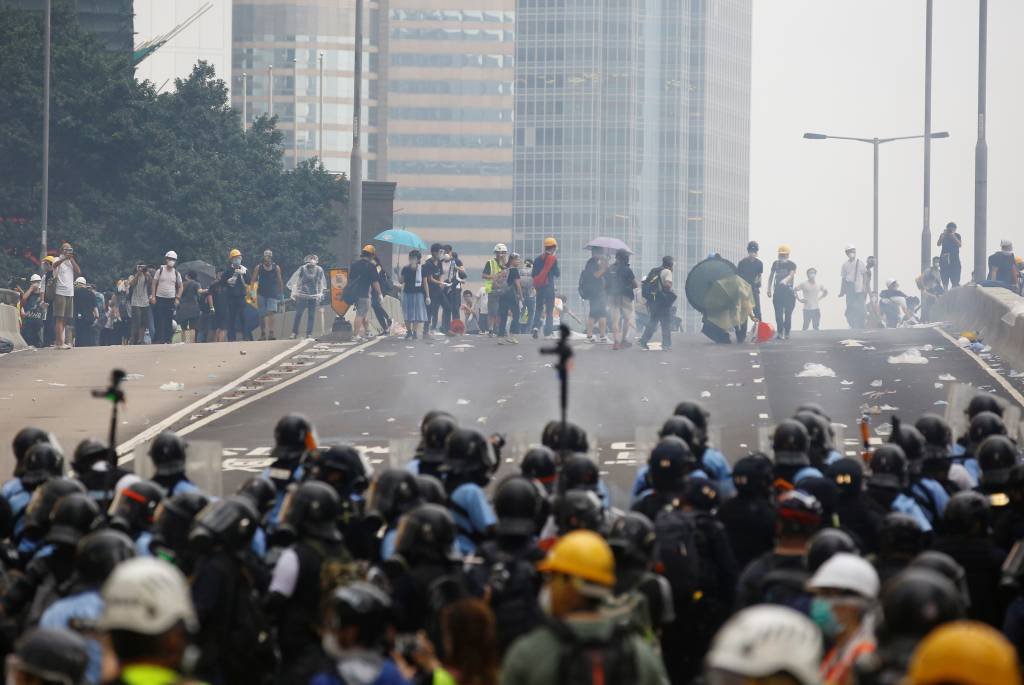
549;617;638;685
653;508;724;609
221;564;277;684
481;548;543;653
641;267;663;302
578;265;600;301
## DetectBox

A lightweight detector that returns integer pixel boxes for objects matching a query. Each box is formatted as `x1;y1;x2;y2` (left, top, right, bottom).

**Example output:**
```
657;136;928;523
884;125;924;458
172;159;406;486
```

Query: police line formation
2;392;1024;685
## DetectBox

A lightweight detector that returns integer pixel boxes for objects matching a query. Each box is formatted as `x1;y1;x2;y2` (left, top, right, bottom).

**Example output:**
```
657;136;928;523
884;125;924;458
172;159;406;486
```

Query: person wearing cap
51;243;81;349
499;530;667;685
839;244;869;329
99;557;199;685
7;628;90;685
149;251;182;344
255;249;284;341
937;221;963;289
19;273;46;347
348;245;384;343
530;237;561;339
806;552;880;684
704;605;824;685
497;252;525;343
73;276;99;347
483;244;508;336
766;245;797;340
879;279;911;328
221;248;251;341
988;239;1019;289
287;255;327;339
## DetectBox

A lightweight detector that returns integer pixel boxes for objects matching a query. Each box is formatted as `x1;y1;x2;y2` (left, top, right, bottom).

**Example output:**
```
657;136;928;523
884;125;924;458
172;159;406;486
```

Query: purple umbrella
584;237;632;254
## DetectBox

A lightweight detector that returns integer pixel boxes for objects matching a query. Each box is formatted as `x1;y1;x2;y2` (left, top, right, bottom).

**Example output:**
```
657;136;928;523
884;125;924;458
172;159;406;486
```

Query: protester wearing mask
256;249;284;341
288;254;327;339
605;249;637;350
482;245;508;336
766;245;797;340
73;277;99;347
348;245;384;343
221;248;251;341
149;251;182;344
438;244;465;334
423;243;446;336
988;239;1019;288
795;267;828;331
371;253;394;336
19;274;46;347
530;237;560;339
400;250;429;340
52;243;81;349
839;245;868;329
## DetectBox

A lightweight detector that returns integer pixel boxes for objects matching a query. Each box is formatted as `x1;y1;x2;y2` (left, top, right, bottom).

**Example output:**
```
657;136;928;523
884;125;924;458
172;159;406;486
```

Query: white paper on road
456;398;470;405
701;390;712;398
839;339;865;347
870;379;883;387
160;382;184;391
796;363;836;378
841;380;854;385
938;373;956;381
887;349;928;365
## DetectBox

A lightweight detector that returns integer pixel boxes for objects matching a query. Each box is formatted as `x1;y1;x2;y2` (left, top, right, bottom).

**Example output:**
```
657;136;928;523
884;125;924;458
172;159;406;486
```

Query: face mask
181;644;201;676
322;633;343;659
808;272;817;280
232;257;242;266
167;260;176;267
810;597;844;639
539;585;553;615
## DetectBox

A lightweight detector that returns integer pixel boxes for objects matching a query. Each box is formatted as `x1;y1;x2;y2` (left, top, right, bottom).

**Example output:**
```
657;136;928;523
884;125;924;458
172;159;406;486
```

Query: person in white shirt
838;245;868;329
51;242;81;349
795;268;828;331
150;250;183;343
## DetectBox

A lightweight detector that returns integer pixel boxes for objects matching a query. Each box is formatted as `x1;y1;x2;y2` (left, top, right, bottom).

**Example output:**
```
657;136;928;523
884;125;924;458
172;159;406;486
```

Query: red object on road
449;320;465;335
756;321;774;343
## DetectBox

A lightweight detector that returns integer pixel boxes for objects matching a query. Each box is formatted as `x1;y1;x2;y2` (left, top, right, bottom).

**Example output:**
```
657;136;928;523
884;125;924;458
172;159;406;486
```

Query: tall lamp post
40;0;52;261
240;72;248;130
974;0;988;282
350;0;364;261
922;0;934;272
267;64;274;118
803;131;949;292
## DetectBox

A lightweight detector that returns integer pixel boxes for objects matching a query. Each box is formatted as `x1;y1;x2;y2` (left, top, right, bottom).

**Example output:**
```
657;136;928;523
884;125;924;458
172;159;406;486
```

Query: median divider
0;303;27;351
935;284;1024;370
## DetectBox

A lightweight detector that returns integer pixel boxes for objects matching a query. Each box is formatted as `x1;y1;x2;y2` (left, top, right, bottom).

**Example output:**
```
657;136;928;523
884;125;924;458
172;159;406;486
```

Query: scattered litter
887;349;928;365
125;373;145;381
969;342;986;353
879;404;899;411
451;344;475;349
408;371;418;375
369;351;397;358
700;390;712;398
361;432;369;436
47;382;66;387
752;364;761;369
516;355;524;361
839;339;865;347
758;413;770;420
476;417;488;424
796;363;836;378
934;383;944;389
318;375;328;379
875;423;893;437
640;396;650;403
841;380;854;386
748;352;758;356
333;401;340;406
386;418;395;423
543;363;552;368
934;400;948;406
921;344;934;352
496;398;507;405
860;404;882;415
364;406;371;410
756;395;766;400
456;399;470;405
863;346;876;350
159;382;184;391
938;373;956;381
753;378;765;384
1010;370;1024;378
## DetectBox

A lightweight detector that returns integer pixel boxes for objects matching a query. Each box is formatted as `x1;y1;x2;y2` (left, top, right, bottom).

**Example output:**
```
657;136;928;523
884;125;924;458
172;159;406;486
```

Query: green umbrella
685;256;738;314
705;275;755;331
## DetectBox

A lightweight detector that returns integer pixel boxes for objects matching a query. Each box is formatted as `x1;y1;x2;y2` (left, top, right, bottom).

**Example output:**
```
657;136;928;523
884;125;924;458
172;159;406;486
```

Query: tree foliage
0;3;347;287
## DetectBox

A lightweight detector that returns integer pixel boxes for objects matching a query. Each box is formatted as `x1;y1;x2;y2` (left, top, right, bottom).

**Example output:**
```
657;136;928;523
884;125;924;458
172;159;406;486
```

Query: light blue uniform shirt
450;482;496;556
40;590;104;685
892;493;933;532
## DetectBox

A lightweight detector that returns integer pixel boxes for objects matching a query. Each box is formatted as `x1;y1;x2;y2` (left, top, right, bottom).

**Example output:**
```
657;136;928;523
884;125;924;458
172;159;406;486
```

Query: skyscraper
513;0;751;329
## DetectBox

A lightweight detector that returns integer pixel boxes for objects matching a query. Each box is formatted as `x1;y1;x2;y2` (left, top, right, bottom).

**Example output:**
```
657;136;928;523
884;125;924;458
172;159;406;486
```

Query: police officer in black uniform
520;446;557;494
148;432;200;497
717;453;775;568
305;445;373;560
632;437;697;521
149;492;210;571
70;438;129;511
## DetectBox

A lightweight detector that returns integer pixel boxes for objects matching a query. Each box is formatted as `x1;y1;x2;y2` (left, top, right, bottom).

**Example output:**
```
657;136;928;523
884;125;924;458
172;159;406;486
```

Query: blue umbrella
374;228;428;250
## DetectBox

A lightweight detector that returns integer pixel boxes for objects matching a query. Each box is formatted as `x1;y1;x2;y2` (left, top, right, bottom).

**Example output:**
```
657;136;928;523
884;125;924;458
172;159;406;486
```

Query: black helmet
910;550;971;607
190;496;261;552
732;453;774;497
683;477;720;512
367;470;421;525
415;475;447;505
797;477;838;525
941;491;991;537
881;568;965;639
806;528;859;573
274;413;313;450
966;393;1004;419
71;438;108;473
12;427;50;472
21;443;64;490
794;411;832;466
494;476;545;537
521;446;557;486
658;416;699;452
109;480;166;536
773;419;810;466
541;420;590;455
648;436;696;492
553;489;604;535
878;513;927;559
148;432;187;476
150;492;211;561
394;503;458;565
309;445;369;496
869;444;909;489
916;414;953;450
978;435;1019;492
969;411;1007;446
826;458;864;498
443;428;497;486
796;402;831;421
10;628;89;685
673;401;710;435
776;489;822;536
607;512;656;568
327;582;393;648
236;477;277;519
279;481;341;543
888;421;925;464
23;478;86;541
421;413;458;465
75;529;136;586
558;455;601;494
45;492;101;547
0;497;13;540
747;240;759;253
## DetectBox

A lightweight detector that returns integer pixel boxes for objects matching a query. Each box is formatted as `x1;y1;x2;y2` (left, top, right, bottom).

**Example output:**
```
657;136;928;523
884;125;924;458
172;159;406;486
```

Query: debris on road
887;349;928;365
456;399;470;405
870;379;883;387
125;373;145;380
796;363;836;378
934;383;944;389
839;339;866;347
160;382;184;391
700;390;712;398
938;373;956;381
841;380;854;386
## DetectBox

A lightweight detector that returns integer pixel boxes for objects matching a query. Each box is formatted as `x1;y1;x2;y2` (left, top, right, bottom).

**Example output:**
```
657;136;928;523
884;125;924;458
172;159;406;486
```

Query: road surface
153;327;1024;504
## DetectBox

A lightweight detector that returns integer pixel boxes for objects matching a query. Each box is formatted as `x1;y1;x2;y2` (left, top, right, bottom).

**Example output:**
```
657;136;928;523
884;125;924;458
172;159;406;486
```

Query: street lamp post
318;52;324;164
922;0;934;272
267;65;274;118
40;0;52;261
240;72;247;130
803;131;949;293
974;0;988;282
293;58;299;169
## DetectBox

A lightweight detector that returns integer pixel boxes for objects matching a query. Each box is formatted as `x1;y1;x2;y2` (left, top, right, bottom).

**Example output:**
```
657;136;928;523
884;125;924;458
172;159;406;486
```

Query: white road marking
935;328;1024;410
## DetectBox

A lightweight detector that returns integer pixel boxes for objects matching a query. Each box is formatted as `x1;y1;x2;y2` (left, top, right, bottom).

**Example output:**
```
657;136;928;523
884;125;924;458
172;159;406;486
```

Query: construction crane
133;2;213;66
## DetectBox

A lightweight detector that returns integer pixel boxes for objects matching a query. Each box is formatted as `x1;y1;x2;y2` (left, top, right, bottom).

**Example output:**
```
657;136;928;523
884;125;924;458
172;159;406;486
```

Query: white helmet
165;250;178;260
705;605;823;685
886;279;898;290
99;557;197;634
494;243;508;253
807;552;879;599
74;277;87;286
845;244;857;252
29;274;41;283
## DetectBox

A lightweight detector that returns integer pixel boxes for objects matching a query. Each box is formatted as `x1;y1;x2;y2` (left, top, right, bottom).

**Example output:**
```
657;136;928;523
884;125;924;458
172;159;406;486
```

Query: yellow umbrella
705;275;754;331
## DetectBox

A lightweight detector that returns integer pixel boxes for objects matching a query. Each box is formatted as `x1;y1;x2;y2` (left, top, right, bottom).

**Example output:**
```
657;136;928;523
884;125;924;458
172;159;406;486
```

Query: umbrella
704;275;755;331
374;228;428;250
584;237;632;254
684;256;738;314
176;260;217;287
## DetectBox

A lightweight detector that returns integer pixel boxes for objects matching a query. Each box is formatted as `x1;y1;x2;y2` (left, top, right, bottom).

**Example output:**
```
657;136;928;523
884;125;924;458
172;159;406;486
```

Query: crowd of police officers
0;390;1023;685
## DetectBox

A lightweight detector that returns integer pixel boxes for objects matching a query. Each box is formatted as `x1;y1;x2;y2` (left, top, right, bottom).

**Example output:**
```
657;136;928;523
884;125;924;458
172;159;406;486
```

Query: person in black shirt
988;240;1019;290
937;222;963;289
879;279;911;328
222;249;251;341
606;249;637;350
737;241;764;340
400;250;429;340
347;245;383;342
370;254;393;336
766;245;797;340
423;243;446;336
581;248;609;343
441;244;466;333
255;249;284;340
497;253;524;343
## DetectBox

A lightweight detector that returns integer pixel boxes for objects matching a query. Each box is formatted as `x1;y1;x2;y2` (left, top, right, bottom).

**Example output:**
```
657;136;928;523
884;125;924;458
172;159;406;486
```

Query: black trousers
773;288;795;336
640;308;672;348
371;292;391;332
940;258;961;289
426;289;442;330
226;297;250;341
532;286;556;335
497;296;520;337
442;289;461;332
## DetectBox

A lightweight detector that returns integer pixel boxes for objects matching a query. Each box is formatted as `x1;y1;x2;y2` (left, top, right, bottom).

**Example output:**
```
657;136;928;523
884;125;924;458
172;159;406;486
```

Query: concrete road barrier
935;284;1024;370
0;303;27;350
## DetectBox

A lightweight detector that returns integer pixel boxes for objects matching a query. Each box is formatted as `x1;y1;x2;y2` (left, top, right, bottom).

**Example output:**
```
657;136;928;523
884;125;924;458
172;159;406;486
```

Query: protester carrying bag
533;253;558;289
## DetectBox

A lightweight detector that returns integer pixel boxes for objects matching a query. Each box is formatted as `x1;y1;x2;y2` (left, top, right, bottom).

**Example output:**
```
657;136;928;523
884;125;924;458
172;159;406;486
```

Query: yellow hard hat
43;255;56;263
362;244;376;255
228;249;242;259
1016;255;1024;266
544;237;558;248
906;621;1022;685
537;530;615;587
778;244;791;255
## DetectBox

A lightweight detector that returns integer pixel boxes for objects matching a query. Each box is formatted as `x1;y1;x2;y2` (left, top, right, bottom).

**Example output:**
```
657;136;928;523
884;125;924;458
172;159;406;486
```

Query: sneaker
639;341;650;350
488;331;495;338
586;335;594;343
351;336;364;344
598;336;610;344
662;346;672;352
289;333;297;340
532;329;539;339
412;333;418;340
612;342;621;351
510;337;521;344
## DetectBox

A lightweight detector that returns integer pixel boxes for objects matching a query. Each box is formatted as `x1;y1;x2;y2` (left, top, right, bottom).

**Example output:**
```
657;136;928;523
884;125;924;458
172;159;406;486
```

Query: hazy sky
750;0;1023;329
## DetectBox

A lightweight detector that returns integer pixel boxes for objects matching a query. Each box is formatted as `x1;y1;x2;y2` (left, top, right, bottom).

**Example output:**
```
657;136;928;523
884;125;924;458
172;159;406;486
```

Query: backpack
481;547;543;652
641;267;663;303
549;616;638;685
653;508;704;607
378;266;395;296
579;267;599;301
221;564;277;684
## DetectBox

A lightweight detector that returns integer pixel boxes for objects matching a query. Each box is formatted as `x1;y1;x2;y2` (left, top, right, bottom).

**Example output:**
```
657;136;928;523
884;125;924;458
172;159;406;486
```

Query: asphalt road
175;327;1024;504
